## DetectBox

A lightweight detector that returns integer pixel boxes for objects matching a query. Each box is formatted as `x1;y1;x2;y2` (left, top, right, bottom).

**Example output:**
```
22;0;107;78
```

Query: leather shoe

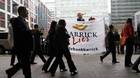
132;67;140;73
71;71;78;76
112;61;120;64
60;69;67;72
42;68;49;73
5;70;12;78
51;73;55;77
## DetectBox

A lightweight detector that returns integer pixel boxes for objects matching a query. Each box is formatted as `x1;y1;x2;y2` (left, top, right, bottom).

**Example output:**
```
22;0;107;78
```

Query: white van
0;25;13;54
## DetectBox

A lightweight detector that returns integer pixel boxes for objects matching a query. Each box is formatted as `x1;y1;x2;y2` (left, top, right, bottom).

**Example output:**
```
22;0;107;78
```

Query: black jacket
10;16;33;51
106;31;115;48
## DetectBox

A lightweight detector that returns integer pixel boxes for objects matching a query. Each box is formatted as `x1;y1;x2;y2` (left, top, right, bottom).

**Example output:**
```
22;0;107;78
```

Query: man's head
18;6;28;18
58;19;66;27
34;24;39;29
109;25;114;31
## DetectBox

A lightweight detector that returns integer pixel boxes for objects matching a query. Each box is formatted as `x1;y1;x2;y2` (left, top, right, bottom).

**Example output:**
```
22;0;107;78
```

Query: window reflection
0;12;5;28
0;0;5;10
12;1;18;15
7;0;11;12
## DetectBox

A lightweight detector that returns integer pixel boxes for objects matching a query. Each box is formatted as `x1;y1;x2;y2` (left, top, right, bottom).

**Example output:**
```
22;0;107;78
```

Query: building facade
0;0;52;37
0;0;38;31
55;0;110;22
111;0;140;28
38;1;52;37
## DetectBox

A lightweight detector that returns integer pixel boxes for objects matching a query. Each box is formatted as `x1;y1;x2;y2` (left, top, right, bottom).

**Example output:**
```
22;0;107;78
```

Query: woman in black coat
49;19;78;76
42;21;67;72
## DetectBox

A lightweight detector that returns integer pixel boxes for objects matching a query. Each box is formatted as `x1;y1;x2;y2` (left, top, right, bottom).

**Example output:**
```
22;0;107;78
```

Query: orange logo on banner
73;24;88;30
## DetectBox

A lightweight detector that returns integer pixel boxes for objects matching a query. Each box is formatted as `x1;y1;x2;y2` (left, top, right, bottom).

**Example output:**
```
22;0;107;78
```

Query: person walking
100;25;119;64
131;23;140;73
49;19;78;76
30;24;46;64
123;18;134;67
42;21;67;72
5;6;33;78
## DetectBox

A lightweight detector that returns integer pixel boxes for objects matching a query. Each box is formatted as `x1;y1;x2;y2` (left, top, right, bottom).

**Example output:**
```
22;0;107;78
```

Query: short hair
34;24;38;28
109;25;114;30
58;19;66;26
126;18;132;23
18;6;27;15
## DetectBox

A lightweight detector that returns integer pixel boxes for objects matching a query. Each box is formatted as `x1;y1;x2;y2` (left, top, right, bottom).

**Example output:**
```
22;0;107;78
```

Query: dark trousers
101;46;117;62
49;47;77;73
133;56;140;68
125;38;134;66
115;41;120;54
10;51;16;65
42;56;66;71
30;49;46;63
6;50;31;78
120;45;124;54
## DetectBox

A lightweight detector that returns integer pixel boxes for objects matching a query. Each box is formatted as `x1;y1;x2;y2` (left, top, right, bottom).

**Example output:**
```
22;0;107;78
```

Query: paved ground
0;54;140;78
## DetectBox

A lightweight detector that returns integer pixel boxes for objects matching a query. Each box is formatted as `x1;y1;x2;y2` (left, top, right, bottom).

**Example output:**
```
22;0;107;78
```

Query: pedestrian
30;24;46;64
131;23;140;73
123;18;134;67
5;6;33;78
42;21;67;72
49;19;78;76
100;25;119;64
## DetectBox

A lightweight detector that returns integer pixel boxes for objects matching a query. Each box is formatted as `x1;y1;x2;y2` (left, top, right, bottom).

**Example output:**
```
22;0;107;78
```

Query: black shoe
42;68;49;73
10;63;14;66
51;73;55;77
30;62;37;64
5;70;12;78
112;61;120;64
100;56;103;62
132;67;140;73
60;69;67;72
71;71;78;76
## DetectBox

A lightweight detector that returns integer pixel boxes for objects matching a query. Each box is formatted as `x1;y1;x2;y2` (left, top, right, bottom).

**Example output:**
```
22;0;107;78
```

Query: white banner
66;18;106;54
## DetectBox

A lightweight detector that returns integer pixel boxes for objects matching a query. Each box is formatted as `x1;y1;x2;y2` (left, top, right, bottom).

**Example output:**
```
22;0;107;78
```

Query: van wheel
0;47;4;54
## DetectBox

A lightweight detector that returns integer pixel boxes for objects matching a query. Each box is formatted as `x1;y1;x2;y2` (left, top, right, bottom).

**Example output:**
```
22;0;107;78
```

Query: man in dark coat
131;23;140;73
30;24;46;64
100;25;119;64
6;6;33;78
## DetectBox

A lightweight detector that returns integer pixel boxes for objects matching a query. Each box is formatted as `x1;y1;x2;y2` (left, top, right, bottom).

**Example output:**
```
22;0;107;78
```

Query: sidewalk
0;54;140;78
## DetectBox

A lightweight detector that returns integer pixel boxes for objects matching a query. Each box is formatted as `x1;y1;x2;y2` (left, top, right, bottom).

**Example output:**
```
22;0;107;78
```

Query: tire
0;47;5;54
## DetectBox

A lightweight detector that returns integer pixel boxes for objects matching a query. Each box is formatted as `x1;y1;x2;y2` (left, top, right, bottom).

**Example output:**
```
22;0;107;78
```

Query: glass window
0;12;5;28
7;0;11;12
7;14;11;23
24;0;28;8
20;0;23;4
0;0;5;10
12;1;18;15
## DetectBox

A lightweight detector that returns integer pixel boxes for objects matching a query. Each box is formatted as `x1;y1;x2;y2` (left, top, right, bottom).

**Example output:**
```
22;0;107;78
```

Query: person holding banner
100;25;119;64
77;13;85;21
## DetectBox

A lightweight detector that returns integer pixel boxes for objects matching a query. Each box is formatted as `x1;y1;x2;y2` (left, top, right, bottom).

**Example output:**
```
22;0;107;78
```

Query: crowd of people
5;6;77;78
100;18;140;73
4;6;140;78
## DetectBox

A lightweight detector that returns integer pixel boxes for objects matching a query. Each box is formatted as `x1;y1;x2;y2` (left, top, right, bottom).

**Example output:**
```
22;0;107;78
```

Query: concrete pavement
0;54;140;78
